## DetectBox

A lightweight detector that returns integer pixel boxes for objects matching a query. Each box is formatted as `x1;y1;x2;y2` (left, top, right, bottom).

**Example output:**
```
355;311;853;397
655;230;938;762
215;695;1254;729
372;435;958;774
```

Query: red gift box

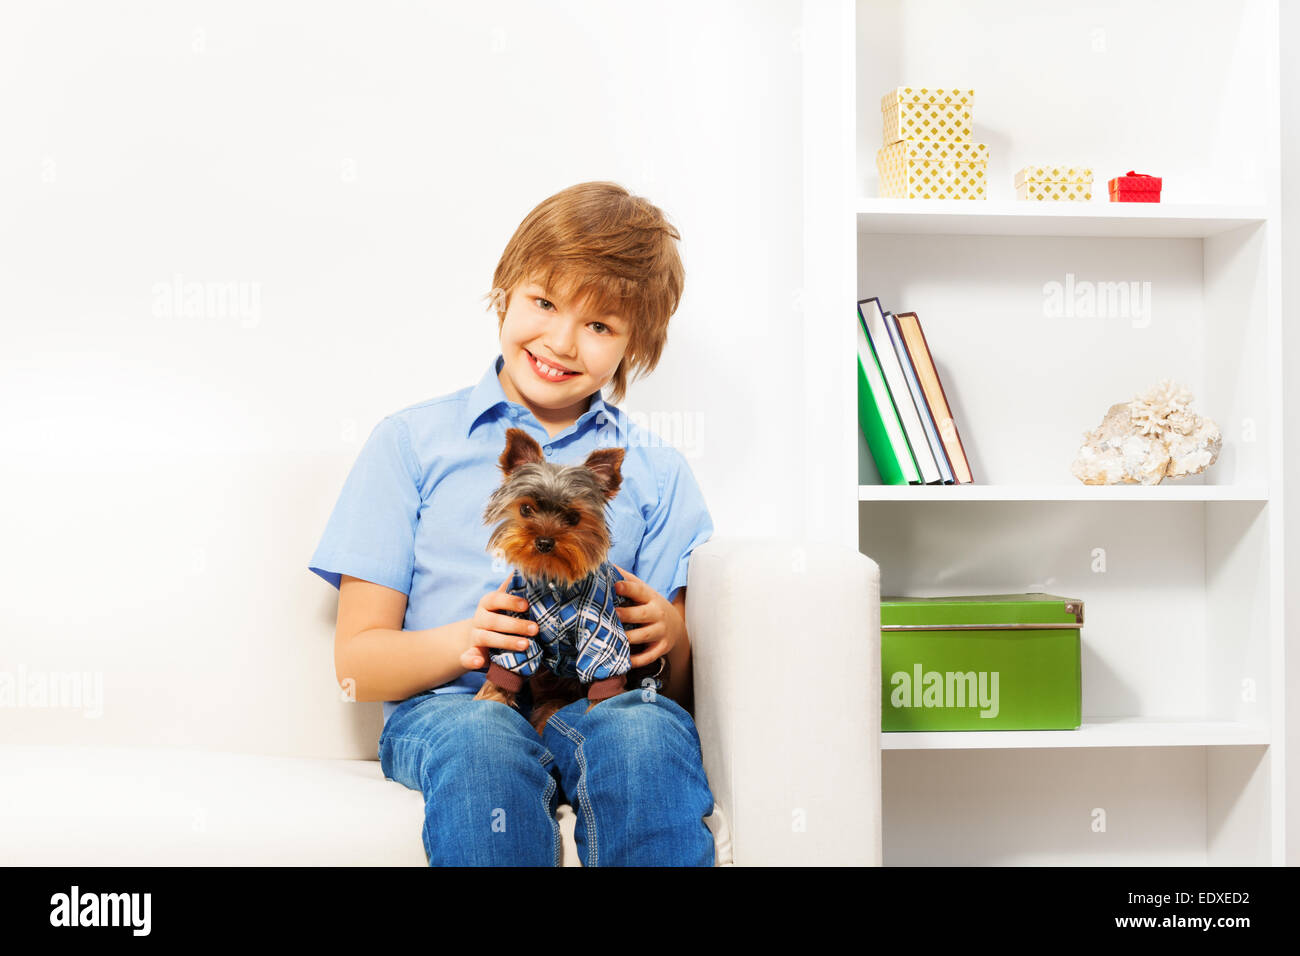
1108;171;1162;203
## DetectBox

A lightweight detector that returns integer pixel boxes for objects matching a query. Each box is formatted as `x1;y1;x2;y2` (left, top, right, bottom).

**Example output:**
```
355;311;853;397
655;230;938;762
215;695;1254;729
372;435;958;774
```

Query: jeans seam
542;773;561;867
548;714;598;867
417;740;439;866
382;733;443;750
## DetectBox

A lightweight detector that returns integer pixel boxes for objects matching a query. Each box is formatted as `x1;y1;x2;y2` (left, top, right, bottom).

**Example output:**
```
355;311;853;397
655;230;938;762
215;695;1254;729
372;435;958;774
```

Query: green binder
857;303;920;484
880;593;1084;731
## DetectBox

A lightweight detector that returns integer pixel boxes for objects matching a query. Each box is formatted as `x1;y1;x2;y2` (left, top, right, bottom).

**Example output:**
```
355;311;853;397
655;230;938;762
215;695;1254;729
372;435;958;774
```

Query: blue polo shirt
308;352;714;726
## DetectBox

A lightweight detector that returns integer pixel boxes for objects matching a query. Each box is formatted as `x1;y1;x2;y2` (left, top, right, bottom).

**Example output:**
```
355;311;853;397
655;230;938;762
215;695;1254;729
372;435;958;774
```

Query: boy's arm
334;575;476;703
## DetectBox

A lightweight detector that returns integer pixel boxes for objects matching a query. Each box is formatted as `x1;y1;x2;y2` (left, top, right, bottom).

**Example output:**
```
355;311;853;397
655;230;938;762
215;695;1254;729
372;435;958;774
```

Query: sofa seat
0;743;733;866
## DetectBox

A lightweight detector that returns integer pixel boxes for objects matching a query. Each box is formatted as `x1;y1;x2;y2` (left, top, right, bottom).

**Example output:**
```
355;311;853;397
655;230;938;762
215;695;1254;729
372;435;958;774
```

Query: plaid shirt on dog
492;561;639;688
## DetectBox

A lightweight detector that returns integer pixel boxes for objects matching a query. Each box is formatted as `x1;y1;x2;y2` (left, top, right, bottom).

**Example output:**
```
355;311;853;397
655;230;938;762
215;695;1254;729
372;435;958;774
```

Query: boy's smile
523;346;580;381
498;277;629;438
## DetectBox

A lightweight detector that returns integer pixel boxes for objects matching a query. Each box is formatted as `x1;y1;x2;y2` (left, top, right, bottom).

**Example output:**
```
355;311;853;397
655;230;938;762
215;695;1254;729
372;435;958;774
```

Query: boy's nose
535;537;555;553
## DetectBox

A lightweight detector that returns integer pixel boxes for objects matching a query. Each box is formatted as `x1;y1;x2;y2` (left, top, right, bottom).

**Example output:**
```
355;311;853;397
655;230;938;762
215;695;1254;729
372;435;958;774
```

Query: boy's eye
534;295;615;334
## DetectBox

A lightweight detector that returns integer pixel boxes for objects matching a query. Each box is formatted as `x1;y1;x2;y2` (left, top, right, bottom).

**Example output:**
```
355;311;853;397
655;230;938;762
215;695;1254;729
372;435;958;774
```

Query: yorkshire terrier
472;427;668;735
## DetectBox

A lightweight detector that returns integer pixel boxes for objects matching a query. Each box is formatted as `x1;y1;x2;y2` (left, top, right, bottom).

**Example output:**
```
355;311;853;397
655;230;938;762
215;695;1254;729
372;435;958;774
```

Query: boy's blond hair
483;181;684;405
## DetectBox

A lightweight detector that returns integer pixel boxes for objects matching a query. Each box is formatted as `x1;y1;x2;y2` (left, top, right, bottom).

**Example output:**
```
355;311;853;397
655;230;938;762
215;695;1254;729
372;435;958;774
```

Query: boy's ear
499;427;544;475
581;446;625;499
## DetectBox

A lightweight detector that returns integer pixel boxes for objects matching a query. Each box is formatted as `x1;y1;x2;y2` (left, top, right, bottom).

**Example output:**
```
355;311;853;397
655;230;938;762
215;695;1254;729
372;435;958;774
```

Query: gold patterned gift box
881;87;975;143
877;139;988;200
1014;165;1094;201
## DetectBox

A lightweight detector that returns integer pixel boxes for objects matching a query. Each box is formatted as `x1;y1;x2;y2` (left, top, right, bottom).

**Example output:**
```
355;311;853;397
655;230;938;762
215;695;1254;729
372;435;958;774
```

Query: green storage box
881;593;1083;731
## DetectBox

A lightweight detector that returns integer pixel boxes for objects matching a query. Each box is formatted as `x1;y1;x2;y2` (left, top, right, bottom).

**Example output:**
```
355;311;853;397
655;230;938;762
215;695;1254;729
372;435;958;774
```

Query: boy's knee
453;697;538;746
585;690;697;751
435;701;556;780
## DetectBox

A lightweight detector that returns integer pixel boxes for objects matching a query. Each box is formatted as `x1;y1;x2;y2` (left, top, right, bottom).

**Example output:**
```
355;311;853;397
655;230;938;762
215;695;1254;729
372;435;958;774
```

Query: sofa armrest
684;536;881;866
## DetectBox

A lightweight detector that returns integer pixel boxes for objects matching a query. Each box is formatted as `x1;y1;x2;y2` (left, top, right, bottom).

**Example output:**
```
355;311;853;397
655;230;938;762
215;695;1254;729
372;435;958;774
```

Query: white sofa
0;537;880;866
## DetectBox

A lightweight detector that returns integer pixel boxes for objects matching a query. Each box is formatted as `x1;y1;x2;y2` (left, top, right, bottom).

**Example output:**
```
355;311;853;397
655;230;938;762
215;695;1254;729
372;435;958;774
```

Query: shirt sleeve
636;447;714;607
308;415;422;595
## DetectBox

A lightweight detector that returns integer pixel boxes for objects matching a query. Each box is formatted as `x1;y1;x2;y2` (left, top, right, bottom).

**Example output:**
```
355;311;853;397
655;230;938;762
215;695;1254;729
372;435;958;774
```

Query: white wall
0;0;808;759
857;0;1274;205
1280;0;1299;868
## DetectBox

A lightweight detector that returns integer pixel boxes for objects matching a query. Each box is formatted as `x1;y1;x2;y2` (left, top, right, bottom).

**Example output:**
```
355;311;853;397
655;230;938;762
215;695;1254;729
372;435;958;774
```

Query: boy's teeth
533;355;572;377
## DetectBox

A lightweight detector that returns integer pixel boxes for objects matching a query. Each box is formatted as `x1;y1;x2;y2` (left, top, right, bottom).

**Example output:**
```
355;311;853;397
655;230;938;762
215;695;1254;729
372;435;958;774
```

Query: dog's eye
565;512;580;526
520;504;533;518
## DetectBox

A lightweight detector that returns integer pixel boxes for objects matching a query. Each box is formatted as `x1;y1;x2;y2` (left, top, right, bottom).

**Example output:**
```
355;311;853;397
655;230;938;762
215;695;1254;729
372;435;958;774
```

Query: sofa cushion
0;745;732;866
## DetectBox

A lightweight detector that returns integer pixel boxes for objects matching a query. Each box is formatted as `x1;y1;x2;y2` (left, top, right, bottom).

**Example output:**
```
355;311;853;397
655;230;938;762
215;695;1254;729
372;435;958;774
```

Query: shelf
856;199;1268;239
882;718;1269;750
847;0;1284;868
858;483;1269;502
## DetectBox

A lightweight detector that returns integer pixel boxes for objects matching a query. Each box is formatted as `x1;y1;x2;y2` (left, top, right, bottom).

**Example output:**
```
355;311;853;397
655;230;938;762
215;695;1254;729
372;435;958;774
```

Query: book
894;311;974;484
859;298;941;484
857;302;921;485
885;309;955;484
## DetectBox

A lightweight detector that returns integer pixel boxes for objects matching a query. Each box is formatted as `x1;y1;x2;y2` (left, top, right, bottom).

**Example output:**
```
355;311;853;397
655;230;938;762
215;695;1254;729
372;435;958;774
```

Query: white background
0;1;807;756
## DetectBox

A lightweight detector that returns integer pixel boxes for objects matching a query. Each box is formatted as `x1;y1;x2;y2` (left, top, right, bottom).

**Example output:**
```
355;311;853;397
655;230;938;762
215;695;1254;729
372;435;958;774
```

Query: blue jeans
377;687;716;866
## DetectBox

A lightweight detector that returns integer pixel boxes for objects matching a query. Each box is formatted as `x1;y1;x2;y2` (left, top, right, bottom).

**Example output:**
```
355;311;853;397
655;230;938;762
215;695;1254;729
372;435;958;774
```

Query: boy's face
497;275;630;424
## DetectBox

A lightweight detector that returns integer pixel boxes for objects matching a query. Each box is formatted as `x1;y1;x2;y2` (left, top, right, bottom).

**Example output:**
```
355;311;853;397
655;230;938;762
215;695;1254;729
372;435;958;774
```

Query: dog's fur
473;427;637;735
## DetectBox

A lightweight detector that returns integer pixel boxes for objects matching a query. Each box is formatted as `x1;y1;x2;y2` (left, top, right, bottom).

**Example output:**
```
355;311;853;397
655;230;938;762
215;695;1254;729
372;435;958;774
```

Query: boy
308;181;716;866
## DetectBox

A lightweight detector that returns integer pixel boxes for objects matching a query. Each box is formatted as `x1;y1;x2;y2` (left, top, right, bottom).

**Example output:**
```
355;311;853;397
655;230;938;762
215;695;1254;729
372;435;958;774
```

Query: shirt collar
464;353;626;441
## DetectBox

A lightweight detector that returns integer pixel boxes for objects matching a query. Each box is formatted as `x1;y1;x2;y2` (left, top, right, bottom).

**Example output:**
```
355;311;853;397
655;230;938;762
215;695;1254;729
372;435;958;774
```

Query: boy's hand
459;575;538;671
611;564;684;668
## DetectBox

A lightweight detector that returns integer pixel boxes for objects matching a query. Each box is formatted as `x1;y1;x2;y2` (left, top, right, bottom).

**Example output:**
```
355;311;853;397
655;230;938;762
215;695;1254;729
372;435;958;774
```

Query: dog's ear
581;446;625;499
500;427;544;475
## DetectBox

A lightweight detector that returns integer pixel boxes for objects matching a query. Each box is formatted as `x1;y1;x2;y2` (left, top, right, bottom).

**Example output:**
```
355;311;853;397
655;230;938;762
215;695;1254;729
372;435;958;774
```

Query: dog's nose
535;537;555;553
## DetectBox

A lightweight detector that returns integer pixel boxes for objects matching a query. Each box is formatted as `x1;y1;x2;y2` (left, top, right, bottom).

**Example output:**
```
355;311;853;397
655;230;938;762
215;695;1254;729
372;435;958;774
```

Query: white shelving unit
859;484;1270;502
857;199;1269;238
832;0;1285;865
882;718;1270;751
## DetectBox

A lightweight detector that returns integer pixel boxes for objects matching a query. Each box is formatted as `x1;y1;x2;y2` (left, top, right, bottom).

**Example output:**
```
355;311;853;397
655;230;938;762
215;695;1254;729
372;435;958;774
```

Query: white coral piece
1071;380;1221;485
1128;378;1194;441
